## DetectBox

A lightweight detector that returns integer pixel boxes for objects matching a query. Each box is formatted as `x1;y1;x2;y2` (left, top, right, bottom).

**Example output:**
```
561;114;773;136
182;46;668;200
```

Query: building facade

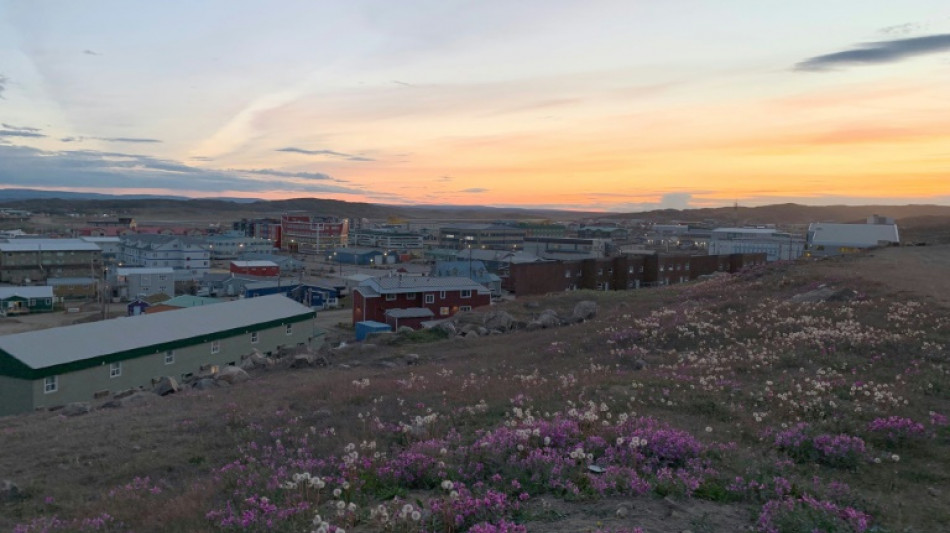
437;224;526;250
119;235;211;276
807;219;900;256
0;286;55;315
352;276;491;326
0;239;104;284
113;267;176;300
280;215;349;254
708;228;805;262
0;295;319;416
348;228;425;250
230;260;280;278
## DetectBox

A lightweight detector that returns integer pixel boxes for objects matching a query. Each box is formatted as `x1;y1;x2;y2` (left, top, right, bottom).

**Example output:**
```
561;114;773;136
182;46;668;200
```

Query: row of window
384;290;472;303
42;326;294;394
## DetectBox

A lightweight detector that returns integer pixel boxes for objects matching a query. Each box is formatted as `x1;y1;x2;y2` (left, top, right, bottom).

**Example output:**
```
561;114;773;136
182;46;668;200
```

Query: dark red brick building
353;276;491;326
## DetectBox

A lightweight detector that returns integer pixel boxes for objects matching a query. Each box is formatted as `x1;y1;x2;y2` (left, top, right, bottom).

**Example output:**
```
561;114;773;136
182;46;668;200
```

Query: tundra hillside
1;245;949;533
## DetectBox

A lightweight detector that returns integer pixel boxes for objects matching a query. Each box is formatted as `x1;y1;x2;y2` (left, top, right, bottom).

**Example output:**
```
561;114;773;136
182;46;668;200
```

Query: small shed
0;286;55;315
127;298;150;316
384;307;435;330
355;320;392;341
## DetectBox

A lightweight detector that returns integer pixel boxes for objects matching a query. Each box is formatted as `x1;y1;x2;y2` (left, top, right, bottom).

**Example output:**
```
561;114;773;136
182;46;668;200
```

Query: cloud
392;80;414;87
795;33;950;71
0;144;368;196
2;123;41;132
83;49;100;56
0;129;46;138
460;188;488;193
0;74;6;99
277;146;375;161
879;23;922;36
98;137;162;143
439;176;454;182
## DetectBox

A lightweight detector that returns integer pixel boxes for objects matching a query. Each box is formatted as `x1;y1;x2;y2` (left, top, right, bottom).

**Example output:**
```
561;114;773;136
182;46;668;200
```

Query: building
348;228;425;250
144;295;225;314
79;236;122;263
0;286;55;315
807;217;900;256
280;215;349;254
233;218;282;242
352;276;491;326
205;233;276;260
577;226;630;241
521;237;608;260
330;247;387;266
516;222;568;238
236;253;303;272
0;295;318;416
112;267;176;301
119;235;211;276
384;308;434;330
708;228;805;262
437;224;525;250
230;260;280;278
0;239;104;284
431;260;502;297
46;277;98;301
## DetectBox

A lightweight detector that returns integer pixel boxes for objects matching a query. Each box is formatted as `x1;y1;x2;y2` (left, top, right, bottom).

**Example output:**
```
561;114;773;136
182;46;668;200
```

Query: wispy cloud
2;123;41;133
83;49;100;56
878;22;923;36
796;33;950;71
0;129;46;138
276;146;374;161
0;74;7;99
230;168;338;181
58;136;161;144
460;187;488;193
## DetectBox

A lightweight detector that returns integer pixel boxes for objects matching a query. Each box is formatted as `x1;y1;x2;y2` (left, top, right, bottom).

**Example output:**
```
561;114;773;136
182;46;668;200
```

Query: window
565;270;571;278
164;350;175;365
385;293;397;301
211;341;220;354
460;289;472;298
460;305;472;312
424;294;435;304
440;307;450;316
110;362;122;378
251;331;259;344
439;291;446;299
285;324;293;335
406;292;417;300
44;376;58;393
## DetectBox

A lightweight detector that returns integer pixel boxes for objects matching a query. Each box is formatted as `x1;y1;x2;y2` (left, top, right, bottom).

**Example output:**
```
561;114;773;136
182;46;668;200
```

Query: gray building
0;239;103;284
119;235;210;277
708;228;805;262
807;218;900;255
0;295;319;416
113;267;176;300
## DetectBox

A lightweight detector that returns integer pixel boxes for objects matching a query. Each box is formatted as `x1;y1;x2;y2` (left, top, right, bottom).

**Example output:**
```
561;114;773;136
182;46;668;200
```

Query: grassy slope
1;249;949;532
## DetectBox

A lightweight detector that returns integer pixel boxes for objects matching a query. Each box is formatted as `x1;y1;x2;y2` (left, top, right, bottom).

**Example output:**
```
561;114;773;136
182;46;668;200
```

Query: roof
334;247;384;256
244;280;298;291
0;239;102;252
116;267;175;276
808;223;900;247
357;275;490;295
231;260;279;268
0;294;314;377
0;286;54;299
159;295;225;308
45;277;97;286
385;307;435;319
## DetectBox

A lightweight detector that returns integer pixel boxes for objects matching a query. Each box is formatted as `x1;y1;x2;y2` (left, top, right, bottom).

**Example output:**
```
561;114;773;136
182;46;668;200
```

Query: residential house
352;276;491;326
112;267;176;301
431;260;502;297
437;224;525;250
0;286;55;315
0;295;319;416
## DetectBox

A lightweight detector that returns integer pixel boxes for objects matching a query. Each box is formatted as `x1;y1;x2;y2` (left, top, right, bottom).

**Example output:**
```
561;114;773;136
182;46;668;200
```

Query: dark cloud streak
277;146;374;161
0;130;46;138
796;33;950;71
0;74;7;99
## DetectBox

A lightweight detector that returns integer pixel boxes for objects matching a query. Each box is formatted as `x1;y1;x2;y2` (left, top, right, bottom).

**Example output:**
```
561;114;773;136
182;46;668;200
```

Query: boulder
476;326;489;336
789;286;836;303
536;309;561;329
290;353;316;369
435;321;457;337
404;353;420;365
453;311;484;326
214;366;250;384
484;310;515;331
192;378;218;391
523;301;541;309
240;349;272;370
397;326;415;335
0;480;22;502
152;376;179;396
360;343;378;353
572;300;598;321
101;391;159;409
60;402;91;417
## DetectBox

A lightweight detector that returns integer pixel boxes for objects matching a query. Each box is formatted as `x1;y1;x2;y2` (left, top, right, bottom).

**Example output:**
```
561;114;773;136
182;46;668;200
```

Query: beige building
0;295;320;417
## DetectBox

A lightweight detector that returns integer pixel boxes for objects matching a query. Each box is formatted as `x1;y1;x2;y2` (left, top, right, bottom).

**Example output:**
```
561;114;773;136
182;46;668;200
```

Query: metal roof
157;295;225;308
807;223;900;247
385;307;435;319
116;267;175;275
231;260;278;268
0;286;54;299
0;239;102;252
45;277;97;285
358;275;490;294
0;294;313;371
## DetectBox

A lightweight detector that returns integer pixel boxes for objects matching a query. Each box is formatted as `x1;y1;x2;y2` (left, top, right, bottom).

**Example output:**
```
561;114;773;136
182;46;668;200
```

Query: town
0;203;905;417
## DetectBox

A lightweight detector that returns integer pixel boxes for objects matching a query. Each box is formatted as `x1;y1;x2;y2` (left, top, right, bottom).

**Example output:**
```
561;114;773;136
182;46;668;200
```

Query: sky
0;1;949;212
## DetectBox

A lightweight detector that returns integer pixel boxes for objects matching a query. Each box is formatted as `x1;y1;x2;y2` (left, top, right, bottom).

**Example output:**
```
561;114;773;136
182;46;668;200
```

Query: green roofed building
0;294;320;416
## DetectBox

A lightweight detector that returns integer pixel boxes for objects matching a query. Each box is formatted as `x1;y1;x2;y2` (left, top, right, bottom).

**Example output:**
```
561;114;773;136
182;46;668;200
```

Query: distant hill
608;203;950;226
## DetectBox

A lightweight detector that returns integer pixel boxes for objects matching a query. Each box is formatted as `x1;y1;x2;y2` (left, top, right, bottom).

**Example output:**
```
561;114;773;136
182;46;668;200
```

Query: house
127;299;149;316
46;277;98;301
807;217;900;256
0;295;319;416
0;239;103;284
230;260;280;278
0;286;55;315
384;308;435;330
431;260;502;297
352;275;491;326
330;247;387;266
112;267;176;301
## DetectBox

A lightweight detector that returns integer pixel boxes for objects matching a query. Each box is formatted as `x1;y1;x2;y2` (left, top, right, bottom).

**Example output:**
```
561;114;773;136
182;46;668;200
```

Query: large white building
708;228;805;262
119;235;210;277
0;295;319;416
807;217;900;256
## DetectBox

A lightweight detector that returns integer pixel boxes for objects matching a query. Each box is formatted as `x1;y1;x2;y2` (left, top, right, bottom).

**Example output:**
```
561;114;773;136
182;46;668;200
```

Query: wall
0;375;33;417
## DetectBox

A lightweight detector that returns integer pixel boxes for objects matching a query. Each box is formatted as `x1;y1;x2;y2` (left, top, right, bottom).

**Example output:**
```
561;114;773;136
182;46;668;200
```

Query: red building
280;214;348;254
230;260;280;277
352;276;491;326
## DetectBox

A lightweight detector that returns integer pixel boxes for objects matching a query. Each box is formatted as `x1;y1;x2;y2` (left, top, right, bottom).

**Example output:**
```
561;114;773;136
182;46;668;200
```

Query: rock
464;330;480;338
484;310;515;331
113;388;139;400
192;378;218;391
214;366;250;384
453;311;484;326
360;343;378;353
435;321;457;336
928;486;941;498
615;505;629;519
290;353;316;369
525;321;542;331
536;309;560;329
572;300;598;321
523;301;540;309
60;402;91;417
397;326;414;335
633;359;647;371
152;376;179;396
0;480;22;501
377;361;398;368
404;353;420;365
789;286;836;303
476;326;489;336
240;350;272;370
101;391;159;409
